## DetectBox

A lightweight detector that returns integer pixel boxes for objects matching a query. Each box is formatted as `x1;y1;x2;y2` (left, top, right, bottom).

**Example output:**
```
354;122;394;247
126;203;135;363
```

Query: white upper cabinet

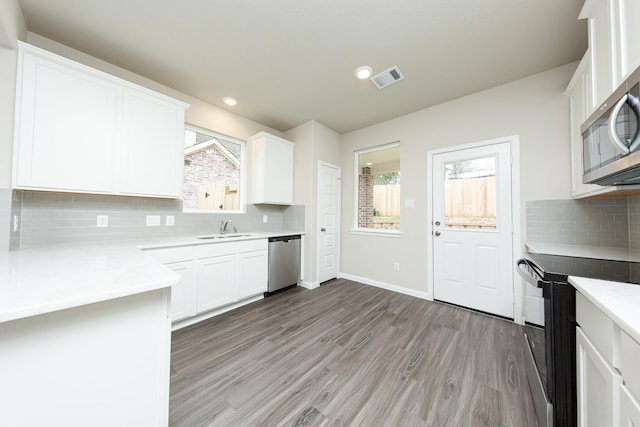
250;132;294;205
13;42;188;198
119;88;185;197
14;47;119;193
569;0;640;198
616;0;640;81
583;0;617;110
580;0;640;111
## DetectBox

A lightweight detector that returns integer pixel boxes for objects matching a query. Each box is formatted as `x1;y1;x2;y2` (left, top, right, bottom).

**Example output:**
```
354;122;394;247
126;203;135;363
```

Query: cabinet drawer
621;332;640;401
238;239;268;253
196;242;236;258
145;246;193;264
576;291;617;366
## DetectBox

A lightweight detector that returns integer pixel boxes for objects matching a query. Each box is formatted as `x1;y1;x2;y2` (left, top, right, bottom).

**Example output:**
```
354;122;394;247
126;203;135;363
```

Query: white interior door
431;141;514;318
317;162;341;284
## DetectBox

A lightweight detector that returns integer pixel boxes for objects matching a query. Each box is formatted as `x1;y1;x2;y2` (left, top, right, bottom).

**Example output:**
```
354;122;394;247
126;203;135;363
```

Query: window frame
350;141;403;237
182;124;247;214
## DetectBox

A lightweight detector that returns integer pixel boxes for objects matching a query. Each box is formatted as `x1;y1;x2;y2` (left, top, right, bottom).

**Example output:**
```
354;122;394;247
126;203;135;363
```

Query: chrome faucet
219;220;237;234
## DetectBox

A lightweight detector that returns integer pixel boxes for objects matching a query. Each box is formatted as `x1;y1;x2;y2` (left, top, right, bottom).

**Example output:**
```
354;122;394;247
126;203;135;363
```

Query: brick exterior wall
358;166;373;228
183;145;240;210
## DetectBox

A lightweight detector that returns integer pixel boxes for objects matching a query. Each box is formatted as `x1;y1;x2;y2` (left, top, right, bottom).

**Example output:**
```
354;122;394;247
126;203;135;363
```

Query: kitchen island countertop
0;231;303;323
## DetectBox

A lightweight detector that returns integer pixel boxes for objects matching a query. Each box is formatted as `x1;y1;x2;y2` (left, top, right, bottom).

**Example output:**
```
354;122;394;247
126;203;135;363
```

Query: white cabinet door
588;0;617;109
14;47;118;193
165;260;196;321
119;88;185;197
13;43;188;199
616;0;640;80
196;255;237;313
620;385;640;427
577;326;622;427
238;250;268;299
250;132;294;205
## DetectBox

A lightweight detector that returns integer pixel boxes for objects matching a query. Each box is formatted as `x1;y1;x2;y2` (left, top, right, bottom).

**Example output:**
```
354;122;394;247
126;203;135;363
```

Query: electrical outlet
96;215;109;228
393;262;400;272
146;215;161;226
263;215;268;223
12;215;19;232
165;215;175;226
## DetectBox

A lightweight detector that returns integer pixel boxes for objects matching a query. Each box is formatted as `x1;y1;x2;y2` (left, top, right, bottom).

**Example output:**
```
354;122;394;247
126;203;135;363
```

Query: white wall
339;63;576;303
285;120;340;286
0;0;25;49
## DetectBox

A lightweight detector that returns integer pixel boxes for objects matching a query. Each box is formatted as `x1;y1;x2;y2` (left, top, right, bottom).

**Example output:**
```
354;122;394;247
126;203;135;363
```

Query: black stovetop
528;253;640;284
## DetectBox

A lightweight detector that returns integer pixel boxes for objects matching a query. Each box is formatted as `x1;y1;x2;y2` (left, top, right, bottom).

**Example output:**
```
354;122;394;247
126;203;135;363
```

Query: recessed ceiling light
223;97;237;106
366;162;373;166
355;66;373;80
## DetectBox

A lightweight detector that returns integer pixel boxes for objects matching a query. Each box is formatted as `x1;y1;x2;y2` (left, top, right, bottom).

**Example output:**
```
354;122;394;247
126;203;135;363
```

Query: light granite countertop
0;231;303;324
569;276;640;344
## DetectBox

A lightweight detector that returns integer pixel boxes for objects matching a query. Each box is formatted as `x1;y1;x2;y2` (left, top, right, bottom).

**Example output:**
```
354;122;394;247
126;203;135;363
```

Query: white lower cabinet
196;254;237;313
146;238;268;324
576;326;622;427
165;260;196;321
575;290;640;427
238;240;268;299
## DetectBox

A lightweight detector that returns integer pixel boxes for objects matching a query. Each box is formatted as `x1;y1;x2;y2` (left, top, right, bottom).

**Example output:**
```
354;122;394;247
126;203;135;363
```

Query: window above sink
182;125;246;213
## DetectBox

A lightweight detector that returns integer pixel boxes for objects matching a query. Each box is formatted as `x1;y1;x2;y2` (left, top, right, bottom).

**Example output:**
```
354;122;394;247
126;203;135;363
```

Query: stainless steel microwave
582;66;640;186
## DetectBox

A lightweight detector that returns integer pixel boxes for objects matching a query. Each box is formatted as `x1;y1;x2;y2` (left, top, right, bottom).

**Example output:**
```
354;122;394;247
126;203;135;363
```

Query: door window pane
444;156;496;229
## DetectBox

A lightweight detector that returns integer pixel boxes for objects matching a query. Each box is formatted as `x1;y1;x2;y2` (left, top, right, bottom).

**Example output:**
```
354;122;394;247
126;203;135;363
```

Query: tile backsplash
526;198;639;248
12;191;304;248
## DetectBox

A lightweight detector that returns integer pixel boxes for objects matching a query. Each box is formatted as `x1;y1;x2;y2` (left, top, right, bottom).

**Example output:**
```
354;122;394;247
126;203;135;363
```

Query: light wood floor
169;279;538;426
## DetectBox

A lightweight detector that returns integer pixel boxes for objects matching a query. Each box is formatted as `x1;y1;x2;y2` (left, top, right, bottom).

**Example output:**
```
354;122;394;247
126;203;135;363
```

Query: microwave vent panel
370;66;405;89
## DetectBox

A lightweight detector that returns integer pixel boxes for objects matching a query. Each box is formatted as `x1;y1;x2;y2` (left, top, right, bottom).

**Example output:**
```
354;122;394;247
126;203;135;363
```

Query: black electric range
527;252;640;285
517;252;640;427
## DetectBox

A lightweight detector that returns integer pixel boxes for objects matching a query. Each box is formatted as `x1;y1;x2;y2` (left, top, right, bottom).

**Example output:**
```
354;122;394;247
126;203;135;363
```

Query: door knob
434;231;441;236
435;221;441;226
321;227;326;232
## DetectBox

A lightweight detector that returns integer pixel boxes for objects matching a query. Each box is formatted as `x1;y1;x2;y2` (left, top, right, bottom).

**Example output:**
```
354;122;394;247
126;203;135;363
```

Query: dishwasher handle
268;235;301;243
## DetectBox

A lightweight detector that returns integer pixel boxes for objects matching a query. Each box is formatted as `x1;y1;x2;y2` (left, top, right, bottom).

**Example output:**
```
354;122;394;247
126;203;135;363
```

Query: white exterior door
431;140;514;318
317;162;341;284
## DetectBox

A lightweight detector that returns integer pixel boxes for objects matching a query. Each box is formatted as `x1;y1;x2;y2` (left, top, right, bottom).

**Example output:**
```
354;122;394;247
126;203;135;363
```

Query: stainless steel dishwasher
267;235;301;295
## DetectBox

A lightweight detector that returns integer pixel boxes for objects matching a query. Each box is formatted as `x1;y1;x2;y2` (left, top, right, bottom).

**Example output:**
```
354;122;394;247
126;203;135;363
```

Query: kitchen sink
197;234;252;240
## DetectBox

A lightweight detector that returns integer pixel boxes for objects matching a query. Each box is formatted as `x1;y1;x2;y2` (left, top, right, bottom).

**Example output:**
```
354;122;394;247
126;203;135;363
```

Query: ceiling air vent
370;66;404;89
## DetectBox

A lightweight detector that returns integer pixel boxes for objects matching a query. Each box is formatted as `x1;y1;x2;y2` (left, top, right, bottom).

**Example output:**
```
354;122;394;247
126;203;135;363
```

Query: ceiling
17;0;587;134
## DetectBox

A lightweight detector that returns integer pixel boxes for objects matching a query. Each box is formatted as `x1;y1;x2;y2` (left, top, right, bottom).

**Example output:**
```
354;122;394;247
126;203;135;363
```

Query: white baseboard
298;280;319;290
338;273;431;300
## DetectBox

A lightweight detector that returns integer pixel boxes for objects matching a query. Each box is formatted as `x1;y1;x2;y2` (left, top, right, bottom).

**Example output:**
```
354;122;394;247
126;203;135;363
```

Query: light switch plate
12;215;19;232
263;215;268;223
405;199;415;208
165;215;175;226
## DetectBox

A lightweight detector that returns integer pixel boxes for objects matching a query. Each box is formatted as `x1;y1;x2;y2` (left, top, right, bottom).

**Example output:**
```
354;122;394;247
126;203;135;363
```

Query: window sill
349;228;403;238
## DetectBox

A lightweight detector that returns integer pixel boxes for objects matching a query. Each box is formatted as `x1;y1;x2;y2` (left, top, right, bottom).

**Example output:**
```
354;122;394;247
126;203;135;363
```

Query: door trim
316;160;341;286
426;135;523;324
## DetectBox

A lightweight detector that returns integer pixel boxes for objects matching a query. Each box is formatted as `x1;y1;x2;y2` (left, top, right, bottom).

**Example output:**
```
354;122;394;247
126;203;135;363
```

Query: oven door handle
516;258;545;287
